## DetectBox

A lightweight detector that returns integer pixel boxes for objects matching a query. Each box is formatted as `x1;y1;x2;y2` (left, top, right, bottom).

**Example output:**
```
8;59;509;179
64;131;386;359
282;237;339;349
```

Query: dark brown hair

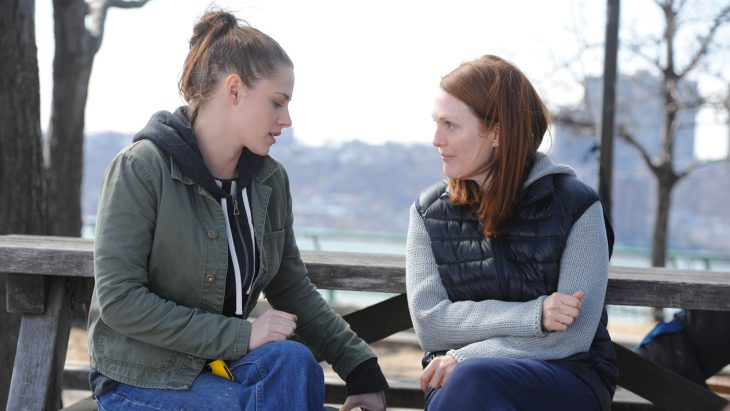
179;10;293;123
442;55;549;236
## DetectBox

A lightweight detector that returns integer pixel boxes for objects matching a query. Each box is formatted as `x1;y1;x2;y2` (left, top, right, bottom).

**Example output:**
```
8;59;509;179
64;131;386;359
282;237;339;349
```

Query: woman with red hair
406;55;618;410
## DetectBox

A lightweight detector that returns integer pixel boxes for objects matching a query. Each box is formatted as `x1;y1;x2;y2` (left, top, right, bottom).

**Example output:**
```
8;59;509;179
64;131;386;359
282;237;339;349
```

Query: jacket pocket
98;321;177;371
262;229;285;277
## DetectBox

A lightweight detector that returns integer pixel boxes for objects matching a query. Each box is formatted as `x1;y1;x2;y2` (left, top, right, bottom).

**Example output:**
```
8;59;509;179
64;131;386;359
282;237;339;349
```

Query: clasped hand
249;311;386;411
417;291;585;394
249;308;298;350
542;291;584;332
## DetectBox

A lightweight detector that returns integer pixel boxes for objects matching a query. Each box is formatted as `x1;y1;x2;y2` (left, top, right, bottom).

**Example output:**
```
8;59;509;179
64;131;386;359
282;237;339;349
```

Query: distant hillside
82;131;730;253
82;131;444;234
267;131;444;233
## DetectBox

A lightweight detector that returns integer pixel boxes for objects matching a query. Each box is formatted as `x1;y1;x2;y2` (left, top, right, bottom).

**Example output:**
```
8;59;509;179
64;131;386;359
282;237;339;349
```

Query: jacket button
207;230;218;239
204;274;216;284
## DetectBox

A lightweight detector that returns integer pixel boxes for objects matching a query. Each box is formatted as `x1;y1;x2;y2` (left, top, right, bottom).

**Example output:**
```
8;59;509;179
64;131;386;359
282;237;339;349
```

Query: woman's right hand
248;309;297;350
542;291;584;332
419;354;457;392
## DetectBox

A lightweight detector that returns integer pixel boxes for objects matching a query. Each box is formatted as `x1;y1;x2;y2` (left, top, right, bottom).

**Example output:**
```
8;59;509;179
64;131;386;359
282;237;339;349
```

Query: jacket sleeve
94;146;250;360
406;204;547;352
263;168;375;381
445;201;609;362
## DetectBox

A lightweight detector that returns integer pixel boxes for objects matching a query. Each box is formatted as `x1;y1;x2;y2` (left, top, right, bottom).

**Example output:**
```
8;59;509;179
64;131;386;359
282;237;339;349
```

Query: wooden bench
2;234;730;410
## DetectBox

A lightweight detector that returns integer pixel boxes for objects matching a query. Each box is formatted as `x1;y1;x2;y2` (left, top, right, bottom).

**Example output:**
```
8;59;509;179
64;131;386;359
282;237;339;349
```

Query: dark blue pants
425;357;600;411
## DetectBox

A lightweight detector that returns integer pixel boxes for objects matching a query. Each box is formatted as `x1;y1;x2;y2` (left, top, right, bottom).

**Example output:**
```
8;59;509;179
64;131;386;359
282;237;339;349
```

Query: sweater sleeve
446;201;609;362
406;204;547;353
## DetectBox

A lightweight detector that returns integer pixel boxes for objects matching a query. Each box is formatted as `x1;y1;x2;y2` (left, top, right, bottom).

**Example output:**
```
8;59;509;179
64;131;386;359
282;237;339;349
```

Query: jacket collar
169;151;278;246
254;156;280;183
169;155;193;185
169;154;280;185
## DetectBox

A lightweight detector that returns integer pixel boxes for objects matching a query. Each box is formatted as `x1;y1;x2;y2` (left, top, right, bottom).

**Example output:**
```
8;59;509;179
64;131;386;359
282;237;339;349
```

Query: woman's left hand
340;390;386;411
419;354;457;392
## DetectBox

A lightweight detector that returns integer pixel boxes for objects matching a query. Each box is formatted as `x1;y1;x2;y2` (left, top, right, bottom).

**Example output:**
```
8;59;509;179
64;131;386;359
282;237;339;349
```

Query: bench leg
7;277;73;411
615;343;729;411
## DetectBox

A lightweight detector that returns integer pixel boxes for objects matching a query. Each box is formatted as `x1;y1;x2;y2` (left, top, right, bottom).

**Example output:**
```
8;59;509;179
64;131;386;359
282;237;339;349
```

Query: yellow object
207;359;235;380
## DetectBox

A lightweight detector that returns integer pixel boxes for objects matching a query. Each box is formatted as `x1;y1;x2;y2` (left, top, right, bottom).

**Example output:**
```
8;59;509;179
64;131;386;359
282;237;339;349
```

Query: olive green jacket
88;140;374;389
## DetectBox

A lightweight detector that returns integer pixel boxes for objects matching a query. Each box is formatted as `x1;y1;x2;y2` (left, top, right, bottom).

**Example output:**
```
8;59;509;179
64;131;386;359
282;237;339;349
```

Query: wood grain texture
3;235;729;310
7;277;72;411
5;274;46;314
0;236;93;278
3;235;730;410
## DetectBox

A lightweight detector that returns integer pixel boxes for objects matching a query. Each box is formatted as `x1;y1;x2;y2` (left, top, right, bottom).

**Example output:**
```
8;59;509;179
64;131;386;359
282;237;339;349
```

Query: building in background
549;72;730;252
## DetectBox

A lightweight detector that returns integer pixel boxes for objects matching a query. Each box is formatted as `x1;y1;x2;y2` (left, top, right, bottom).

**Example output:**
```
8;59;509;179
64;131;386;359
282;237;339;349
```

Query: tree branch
677;158;730;180
87;0;151;55
626;41;663;70
675;0;689;14
551;112;596;132
107;0;150;9
678;4;730;79
618;125;660;174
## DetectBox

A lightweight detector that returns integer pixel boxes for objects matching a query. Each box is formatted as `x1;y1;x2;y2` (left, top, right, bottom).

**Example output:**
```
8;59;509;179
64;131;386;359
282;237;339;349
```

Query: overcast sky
34;0;729;158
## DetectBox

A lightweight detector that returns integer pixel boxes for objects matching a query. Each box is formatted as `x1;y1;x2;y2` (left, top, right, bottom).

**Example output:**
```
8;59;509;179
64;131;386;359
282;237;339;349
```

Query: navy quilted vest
416;173;618;410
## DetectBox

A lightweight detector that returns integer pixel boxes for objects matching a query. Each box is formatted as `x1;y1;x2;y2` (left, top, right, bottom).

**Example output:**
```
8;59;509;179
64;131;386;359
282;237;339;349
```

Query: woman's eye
445;122;454;129
272;101;283;108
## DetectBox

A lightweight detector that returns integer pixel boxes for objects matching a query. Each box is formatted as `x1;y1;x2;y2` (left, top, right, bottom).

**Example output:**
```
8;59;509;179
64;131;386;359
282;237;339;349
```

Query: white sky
34;0;729;158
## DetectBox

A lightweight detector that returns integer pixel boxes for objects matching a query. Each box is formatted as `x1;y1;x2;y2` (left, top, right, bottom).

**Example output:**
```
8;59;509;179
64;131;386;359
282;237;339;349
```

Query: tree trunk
0;0;46;408
46;0;95;236
651;169;674;268
598;0;620;221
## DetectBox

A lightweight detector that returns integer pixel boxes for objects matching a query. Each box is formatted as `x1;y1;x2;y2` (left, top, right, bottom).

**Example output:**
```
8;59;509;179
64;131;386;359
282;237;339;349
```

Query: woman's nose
433;130;445;148
280;109;292;128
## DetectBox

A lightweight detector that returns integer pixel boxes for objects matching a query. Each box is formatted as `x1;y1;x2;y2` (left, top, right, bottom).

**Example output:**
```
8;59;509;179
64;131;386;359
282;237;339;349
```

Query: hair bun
190;10;238;47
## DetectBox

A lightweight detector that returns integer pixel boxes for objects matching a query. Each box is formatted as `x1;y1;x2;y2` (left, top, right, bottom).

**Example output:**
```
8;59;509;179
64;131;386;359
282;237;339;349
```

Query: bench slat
4;235;730;410
3;235;730;310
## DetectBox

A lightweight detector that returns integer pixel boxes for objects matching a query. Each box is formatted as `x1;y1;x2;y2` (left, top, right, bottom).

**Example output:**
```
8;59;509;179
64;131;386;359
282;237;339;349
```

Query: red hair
442;55;549;236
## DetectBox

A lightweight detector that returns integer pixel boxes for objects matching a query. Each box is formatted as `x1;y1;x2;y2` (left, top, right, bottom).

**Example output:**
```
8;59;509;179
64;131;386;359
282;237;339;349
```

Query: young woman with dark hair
88;10;387;411
406;55;618;410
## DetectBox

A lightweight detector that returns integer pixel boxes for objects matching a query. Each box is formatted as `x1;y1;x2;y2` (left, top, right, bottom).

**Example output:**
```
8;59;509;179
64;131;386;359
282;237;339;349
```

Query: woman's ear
489;123;500;147
224;73;243;104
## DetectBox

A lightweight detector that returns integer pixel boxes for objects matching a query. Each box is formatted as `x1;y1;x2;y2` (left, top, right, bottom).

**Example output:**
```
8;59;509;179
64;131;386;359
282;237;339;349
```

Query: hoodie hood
133;107;263;198
521;151;576;189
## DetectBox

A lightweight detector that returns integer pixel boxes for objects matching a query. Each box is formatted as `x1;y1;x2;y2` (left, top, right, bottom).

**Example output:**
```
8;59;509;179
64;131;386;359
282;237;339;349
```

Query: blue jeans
425;357;600;411
96;340;327;411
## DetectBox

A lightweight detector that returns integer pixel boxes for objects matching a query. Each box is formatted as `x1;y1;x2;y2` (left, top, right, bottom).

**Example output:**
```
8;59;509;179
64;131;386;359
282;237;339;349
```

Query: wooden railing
2;235;730;410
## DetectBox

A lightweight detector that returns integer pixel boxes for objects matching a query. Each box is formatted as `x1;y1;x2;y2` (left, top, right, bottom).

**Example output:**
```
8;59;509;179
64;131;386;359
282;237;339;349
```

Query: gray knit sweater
406;153;609;363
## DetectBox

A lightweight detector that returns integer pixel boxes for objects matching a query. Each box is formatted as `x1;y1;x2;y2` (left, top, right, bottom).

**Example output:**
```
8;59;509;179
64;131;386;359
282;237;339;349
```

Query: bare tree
555;0;730;268
0;0;47;407
619;0;730;267
46;0;149;236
